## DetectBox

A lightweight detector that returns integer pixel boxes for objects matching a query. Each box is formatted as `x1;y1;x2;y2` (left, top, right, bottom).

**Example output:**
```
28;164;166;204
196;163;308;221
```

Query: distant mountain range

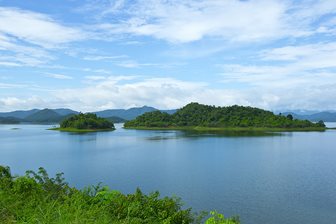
94;106;176;120
0;106;177;124
281;111;336;122
1;106;335;124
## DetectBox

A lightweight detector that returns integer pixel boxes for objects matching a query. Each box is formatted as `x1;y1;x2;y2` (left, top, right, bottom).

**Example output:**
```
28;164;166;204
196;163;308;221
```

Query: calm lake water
1;123;336;224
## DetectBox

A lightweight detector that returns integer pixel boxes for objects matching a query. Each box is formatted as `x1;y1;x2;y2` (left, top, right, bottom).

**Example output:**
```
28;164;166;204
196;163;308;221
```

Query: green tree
286;114;293;120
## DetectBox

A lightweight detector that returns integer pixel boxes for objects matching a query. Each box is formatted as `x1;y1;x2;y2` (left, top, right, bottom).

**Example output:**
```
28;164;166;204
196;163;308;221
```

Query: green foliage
317;120;325;126
1;166;228;224
205;211;240;224
60;113;115;130
124;102;326;129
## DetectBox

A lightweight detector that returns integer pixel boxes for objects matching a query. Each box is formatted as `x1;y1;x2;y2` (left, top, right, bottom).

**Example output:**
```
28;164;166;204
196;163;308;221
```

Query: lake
1;123;336;224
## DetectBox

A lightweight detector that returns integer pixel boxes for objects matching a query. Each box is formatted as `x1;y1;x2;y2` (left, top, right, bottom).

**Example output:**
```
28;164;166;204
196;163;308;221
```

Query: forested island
50;113;115;132
0;166;239;223
124;103;326;131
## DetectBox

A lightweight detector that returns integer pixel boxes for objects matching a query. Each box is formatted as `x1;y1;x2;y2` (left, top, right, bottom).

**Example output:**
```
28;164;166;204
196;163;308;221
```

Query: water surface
1;123;336;224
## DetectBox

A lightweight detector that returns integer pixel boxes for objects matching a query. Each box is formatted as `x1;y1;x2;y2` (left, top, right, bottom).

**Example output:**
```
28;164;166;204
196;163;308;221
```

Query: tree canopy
60;113;115;130
124;103;325;129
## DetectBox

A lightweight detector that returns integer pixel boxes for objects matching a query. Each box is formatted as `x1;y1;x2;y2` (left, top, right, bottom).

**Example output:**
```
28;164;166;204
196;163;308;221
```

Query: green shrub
1;166;240;223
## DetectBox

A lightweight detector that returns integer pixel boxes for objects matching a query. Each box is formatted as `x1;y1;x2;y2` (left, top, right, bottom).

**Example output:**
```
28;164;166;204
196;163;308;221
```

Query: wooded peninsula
124;103;326;131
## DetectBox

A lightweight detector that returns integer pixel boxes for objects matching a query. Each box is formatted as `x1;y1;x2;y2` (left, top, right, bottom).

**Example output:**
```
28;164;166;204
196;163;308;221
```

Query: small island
50;113;115;132
124;103;326;131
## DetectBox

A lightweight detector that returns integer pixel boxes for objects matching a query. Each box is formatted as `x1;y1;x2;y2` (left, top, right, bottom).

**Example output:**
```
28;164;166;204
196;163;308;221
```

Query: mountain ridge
0;106;176;124
1;106;336;123
281;111;336;122
0;106;176;123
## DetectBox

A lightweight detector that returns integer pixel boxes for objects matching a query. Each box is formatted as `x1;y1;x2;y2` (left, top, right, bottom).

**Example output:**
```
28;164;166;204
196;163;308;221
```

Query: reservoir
1;123;336;224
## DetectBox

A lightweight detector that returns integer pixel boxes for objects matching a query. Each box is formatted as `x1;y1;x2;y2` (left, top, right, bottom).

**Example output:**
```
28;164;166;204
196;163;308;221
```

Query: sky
0;0;336;112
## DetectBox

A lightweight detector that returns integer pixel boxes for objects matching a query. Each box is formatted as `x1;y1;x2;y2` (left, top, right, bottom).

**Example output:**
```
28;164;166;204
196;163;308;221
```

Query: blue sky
0;0;336;112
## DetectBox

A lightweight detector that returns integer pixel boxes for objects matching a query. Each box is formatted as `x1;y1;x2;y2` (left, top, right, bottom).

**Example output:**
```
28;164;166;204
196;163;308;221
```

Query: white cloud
45;73;73;80
115;60;159;68
93;0;288;43
260;42;336;63
53;77;226;111
0;82;26;89
0;96;46;111
0;61;21;67
78;0;126;18
2;75;336;111
83;55;128;61
1;1;336;112
218;41;336;88
89;0;336;44
82;68;112;74
0;7;86;48
84;75;107;81
0;33;53;66
215;40;336;110
0;7;88;67
48;76;322;111
82;54;163;68
82;0;336;47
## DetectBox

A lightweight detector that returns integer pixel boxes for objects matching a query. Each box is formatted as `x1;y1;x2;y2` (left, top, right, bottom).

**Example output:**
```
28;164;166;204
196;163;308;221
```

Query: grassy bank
123;126;327;132
48;127;115;132
0;166;239;224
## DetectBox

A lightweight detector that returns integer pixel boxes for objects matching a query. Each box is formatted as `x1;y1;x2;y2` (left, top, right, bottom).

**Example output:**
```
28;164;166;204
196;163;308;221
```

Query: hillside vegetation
25;109;65;123
0;117;21;124
124;103;325;130
0;166;239;224
106;116;127;123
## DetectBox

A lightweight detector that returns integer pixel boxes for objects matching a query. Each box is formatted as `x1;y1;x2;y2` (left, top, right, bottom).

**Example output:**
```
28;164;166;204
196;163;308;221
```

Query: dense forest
0;117;21;124
0;166;239;224
60;113;115;130
124;103;325;129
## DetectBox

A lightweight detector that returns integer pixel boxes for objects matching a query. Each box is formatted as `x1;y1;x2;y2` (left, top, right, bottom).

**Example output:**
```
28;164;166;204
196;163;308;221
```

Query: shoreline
123;126;328;132
48;127;115;132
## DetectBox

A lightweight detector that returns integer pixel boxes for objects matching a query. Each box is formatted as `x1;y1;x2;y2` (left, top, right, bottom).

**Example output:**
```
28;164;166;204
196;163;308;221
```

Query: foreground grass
0;166;239;224
49;127;115;132
124;126;326;132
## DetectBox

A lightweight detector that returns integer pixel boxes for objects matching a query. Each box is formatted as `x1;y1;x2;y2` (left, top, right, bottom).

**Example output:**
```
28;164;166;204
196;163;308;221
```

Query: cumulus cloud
52;77;243;111
53;76;336;112
2;75;336;112
0;96;47;111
